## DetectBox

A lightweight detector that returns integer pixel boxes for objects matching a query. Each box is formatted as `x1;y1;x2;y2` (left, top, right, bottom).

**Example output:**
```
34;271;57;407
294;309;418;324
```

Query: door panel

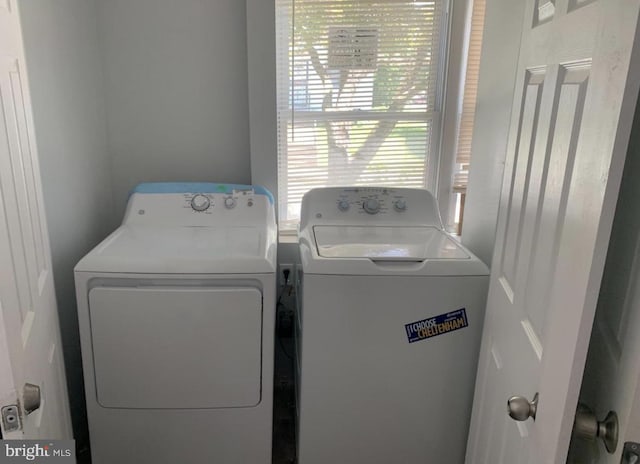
0;57;47;326
500;70;545;290
466;0;640;462
523;64;589;341
0;0;71;439
535;1;556;25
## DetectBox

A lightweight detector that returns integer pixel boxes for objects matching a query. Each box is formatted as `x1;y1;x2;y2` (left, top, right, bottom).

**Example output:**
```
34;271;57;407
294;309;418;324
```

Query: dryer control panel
122;182;276;227
300;187;443;229
180;189;260;214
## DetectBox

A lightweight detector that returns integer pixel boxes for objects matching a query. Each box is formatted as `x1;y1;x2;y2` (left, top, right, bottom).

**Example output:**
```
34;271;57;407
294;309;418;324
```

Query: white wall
18;0;115;449
97;0;252;217
460;0;526;266
247;0;278;208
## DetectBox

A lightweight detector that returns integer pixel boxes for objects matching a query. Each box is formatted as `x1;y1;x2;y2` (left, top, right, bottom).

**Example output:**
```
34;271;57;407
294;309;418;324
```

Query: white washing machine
75;182;276;464
296;187;489;464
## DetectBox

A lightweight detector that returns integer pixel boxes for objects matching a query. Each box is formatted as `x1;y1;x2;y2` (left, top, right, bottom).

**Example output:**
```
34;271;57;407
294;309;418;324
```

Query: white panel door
0;0;72;439
466;0;640;463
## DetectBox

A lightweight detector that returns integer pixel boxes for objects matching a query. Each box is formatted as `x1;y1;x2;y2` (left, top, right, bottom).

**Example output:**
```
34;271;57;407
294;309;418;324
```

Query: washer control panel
333;188;409;216
300;187;442;229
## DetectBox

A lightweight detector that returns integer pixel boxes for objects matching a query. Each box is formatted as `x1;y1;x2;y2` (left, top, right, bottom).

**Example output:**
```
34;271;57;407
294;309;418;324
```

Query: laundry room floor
272;286;298;464
273;333;297;463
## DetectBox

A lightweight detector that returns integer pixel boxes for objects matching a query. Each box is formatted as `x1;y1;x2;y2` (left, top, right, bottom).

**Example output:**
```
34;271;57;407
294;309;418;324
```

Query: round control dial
394;199;407;212
337;199;350;212
224;197;237;209
363;198;381;214
190;194;211;212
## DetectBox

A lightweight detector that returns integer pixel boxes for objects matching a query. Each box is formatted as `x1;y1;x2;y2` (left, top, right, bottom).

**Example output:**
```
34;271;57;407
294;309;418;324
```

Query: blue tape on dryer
405;308;468;343
130;182;274;204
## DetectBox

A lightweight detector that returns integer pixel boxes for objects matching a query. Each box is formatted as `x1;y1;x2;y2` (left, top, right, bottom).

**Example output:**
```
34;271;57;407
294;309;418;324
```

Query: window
276;0;447;229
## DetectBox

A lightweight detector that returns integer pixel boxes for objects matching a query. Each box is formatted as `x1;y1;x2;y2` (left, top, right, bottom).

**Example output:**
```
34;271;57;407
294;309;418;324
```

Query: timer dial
190;194;211;212
363;198;381;214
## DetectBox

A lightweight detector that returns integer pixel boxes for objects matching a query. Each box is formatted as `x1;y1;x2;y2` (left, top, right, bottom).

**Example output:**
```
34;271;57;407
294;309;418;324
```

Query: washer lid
75;224;276;274
314;226;469;261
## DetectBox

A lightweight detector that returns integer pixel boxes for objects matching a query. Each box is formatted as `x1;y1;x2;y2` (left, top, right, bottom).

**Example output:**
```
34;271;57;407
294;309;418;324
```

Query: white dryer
296;187;489;464
75;182;276;464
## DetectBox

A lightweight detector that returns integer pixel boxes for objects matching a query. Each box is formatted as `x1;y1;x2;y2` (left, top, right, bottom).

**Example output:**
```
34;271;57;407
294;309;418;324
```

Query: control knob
337;199;350;212
394;199;407;212
224;197;237;209
191;194;210;212
363;198;381;214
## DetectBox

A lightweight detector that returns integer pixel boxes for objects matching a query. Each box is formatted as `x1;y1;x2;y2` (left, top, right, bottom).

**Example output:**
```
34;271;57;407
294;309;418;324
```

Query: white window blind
453;0;486;194
276;0;446;229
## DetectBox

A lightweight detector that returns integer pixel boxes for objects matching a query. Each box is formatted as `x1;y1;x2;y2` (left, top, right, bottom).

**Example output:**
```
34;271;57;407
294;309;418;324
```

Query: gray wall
97;0;252;217
460;0;526;266
19;0;115;449
247;0;278;207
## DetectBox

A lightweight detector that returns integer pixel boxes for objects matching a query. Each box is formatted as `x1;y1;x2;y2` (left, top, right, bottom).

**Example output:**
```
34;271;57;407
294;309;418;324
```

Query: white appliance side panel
89;286;262;409
297;274;488;464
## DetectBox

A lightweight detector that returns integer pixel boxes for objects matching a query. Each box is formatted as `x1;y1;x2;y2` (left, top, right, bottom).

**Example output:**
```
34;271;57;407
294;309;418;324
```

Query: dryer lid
75;224;277;274
313;226;469;261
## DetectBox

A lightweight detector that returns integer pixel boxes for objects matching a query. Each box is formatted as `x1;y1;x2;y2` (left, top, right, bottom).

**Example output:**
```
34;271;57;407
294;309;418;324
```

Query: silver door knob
23;383;41;415
508;392;538;421
573;403;618;454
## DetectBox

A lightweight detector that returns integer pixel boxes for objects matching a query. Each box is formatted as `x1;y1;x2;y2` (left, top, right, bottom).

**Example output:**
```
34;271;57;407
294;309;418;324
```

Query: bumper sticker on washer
405;308;468;343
